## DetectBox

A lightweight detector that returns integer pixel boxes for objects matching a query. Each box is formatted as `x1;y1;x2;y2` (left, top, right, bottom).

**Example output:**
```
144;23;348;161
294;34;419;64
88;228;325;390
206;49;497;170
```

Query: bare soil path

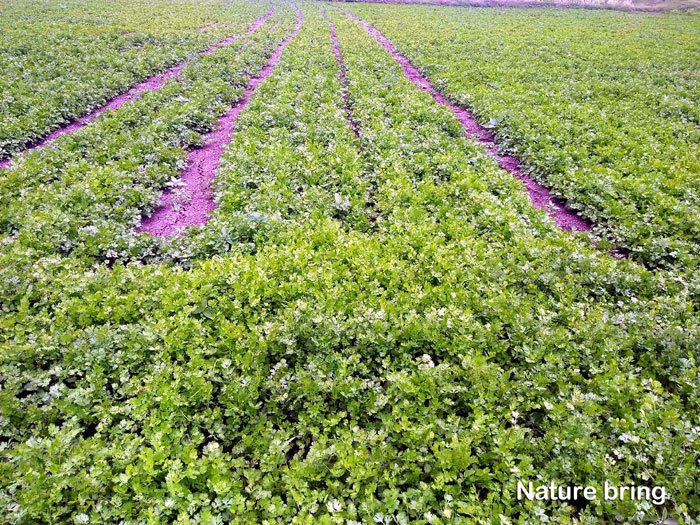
0;6;276;171
137;5;304;239
344;9;593;233
323;11;360;138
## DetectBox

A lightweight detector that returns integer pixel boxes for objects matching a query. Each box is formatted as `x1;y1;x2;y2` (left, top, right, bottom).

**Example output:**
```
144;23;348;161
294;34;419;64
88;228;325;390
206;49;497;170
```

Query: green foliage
167;10;372;261
0;6;296;269
346;3;700;272
0;0;269;160
0;2;698;524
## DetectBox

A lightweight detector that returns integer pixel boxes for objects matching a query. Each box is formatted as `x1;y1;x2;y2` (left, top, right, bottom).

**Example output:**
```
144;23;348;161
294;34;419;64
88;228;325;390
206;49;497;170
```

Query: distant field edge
323;0;700;13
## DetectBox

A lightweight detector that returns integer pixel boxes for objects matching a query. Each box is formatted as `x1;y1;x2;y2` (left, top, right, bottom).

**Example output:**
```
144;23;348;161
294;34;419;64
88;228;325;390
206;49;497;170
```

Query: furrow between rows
0;5;276;171
343;9;594;235
323;11;360;139
136;5;304;240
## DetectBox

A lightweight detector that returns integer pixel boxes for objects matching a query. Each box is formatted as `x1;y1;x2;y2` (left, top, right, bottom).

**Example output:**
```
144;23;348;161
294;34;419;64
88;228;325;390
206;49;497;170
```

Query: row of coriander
0;3;294;284
0;0;270;160
344;4;700;273
162;7;372;262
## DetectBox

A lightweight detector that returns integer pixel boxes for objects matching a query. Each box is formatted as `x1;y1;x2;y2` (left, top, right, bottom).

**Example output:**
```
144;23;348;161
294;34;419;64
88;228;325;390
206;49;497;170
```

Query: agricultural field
347;4;700;272
0;0;698;523
0;0;275;160
333;0;700;13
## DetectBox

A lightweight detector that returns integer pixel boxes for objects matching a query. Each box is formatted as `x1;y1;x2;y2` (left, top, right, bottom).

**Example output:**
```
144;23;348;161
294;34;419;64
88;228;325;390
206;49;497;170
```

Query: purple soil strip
344;10;592;233
199;23;221;32
0;64;184;172
136;6;304;240
323;12;359;138
0;6;275;171
202;5;275;55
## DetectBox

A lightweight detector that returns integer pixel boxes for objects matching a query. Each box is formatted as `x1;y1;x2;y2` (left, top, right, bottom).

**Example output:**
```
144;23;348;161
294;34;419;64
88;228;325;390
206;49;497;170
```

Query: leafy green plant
0;3;698;524
345;3;700;273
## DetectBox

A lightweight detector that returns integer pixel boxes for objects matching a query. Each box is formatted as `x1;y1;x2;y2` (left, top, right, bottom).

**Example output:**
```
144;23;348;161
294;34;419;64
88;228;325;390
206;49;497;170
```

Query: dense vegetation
0;1;698;523
0;0;269;160
0;5;295;267
346;3;700;272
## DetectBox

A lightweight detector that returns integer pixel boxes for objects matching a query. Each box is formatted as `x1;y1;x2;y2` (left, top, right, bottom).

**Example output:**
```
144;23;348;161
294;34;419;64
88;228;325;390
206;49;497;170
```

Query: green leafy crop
0;0;270;160
0;2;698;523
346;3;700;273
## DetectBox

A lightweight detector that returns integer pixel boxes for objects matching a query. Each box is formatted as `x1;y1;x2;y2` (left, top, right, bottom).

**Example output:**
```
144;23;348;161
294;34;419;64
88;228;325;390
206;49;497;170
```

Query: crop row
170;7;372;255
0;0;272;161
1;4;698;522
345;9;596;238
135;4;303;241
0;3;297;277
342;4;700;273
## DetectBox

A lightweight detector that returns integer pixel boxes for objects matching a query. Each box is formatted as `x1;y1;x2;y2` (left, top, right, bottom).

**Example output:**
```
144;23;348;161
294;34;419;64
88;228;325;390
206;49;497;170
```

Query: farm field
347;3;700;272
0;0;699;523
0;0;272;161
330;0;700;13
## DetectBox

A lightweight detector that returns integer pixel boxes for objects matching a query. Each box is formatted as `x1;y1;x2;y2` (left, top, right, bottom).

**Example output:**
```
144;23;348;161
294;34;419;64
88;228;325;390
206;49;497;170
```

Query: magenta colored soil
137;6;304;240
202;5;275;55
323;13;360;137
0;7;275;171
199;23;221;32
345;10;592;233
